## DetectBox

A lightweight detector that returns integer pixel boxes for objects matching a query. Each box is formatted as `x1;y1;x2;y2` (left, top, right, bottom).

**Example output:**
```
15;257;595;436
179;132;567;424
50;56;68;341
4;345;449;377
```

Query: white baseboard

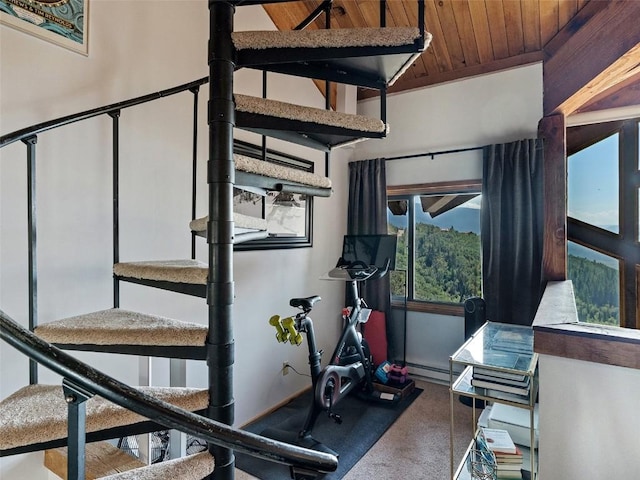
406;361;451;385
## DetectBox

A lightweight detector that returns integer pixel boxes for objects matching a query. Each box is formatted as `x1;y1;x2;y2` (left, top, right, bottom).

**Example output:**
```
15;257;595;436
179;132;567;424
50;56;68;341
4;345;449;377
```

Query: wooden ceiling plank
558;0;578;29
262;3;299;31
328;1;356;29
576;0;589;11
358;0;388;28
402;0;435;79
503;0;525;57
450;0;481;67
424;0;454;73
467;0;495;63
265;1;321;31
544;1;640;115
386;0;411;26
539;0;559;46
543;0;609;58
385;0;422;79
433;0;466;70
484;0;510;60
521;0;541;52
339;1;368;28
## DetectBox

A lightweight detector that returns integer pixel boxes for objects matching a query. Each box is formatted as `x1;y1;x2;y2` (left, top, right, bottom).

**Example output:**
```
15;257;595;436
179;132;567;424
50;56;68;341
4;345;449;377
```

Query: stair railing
0;77;209;383
0;309;339;477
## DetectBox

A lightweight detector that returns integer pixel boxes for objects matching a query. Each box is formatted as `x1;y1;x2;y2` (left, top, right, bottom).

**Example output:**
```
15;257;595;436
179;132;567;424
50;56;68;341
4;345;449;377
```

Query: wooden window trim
391;299;464;317
388;180;481;317
388;179;482;197
567;117;640;328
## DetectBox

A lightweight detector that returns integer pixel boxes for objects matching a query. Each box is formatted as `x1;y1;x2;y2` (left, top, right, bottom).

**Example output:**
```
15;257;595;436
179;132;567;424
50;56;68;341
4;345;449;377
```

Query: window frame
567;117;640;328
388;179;482;317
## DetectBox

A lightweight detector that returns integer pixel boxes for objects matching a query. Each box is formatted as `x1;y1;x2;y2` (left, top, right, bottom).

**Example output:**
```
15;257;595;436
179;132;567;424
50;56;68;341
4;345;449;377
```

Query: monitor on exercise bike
323;234;397;281
340;234;397;271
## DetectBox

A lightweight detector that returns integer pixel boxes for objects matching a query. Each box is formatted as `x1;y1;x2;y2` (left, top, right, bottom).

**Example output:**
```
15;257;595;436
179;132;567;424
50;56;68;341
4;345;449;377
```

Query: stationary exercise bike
266;257;398;456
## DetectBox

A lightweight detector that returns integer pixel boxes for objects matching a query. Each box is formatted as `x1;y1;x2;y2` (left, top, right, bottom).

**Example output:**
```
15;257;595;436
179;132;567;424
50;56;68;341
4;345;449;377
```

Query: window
388;180;482;315
567;118;640;328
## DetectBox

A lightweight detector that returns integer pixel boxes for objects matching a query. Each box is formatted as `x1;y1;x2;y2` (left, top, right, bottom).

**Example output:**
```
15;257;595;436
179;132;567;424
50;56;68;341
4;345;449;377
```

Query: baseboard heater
405;361;456;385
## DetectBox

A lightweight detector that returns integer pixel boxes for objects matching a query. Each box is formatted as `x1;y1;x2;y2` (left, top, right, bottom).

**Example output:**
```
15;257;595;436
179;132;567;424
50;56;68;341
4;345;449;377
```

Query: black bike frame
298;278;372;439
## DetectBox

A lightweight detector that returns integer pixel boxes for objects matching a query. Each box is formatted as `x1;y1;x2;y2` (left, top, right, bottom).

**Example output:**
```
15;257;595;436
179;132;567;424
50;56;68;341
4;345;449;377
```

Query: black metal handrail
0;77;209;149
0;309;338;473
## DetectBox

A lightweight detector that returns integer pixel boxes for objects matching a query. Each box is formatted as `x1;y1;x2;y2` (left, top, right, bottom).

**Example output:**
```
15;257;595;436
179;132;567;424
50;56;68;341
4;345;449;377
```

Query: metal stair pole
324;1;332;177
190;86;200;260
24;135;38;384
63;378;94;480
208;1;236;479
109;111;121;309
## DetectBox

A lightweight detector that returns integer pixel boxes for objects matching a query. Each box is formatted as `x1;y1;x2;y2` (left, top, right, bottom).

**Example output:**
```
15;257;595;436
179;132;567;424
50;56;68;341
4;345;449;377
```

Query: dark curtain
481;139;545;326
347;158;395;359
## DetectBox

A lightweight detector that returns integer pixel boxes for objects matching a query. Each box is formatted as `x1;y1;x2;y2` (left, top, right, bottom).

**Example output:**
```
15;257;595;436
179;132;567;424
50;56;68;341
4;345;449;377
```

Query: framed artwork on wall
0;0;88;55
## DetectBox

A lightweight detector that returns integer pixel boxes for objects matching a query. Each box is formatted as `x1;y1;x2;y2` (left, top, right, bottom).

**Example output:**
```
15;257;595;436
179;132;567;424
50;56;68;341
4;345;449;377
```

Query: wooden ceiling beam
543;0;640;116
575;72;640;114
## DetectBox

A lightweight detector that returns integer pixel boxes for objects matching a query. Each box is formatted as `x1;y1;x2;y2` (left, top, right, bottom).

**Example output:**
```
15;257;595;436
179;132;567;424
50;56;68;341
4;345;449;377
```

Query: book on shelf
480;427;518;454
494;446;524;464
497;463;524;471
494;441;524;479
483;387;531;404
496;470;523;480
471;377;531;396
473;366;527;382
473;370;531;387
478;351;532;372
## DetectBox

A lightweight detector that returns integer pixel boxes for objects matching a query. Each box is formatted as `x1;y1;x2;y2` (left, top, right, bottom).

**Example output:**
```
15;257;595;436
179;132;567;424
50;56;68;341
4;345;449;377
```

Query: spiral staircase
0;1;431;479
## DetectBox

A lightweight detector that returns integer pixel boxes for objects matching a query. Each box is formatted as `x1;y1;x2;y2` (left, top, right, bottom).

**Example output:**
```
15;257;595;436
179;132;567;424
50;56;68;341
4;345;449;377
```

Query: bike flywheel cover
316;369;341;409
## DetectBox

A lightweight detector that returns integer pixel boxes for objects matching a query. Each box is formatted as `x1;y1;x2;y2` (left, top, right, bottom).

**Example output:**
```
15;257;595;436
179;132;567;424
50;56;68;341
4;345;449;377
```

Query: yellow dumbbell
281;316;303;346
268;315;288;343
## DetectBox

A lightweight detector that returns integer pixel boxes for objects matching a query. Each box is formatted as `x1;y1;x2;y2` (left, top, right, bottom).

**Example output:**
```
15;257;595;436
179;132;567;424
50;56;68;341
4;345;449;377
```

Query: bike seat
290;295;321;311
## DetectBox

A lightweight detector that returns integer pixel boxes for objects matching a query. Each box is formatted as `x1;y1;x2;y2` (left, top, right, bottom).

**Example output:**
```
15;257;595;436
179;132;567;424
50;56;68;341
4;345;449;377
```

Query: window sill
533;280;640;370
391;299;464;317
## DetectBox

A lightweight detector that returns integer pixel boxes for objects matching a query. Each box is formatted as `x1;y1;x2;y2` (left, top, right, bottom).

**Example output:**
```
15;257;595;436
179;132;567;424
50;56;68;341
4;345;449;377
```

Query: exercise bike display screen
340;234;397;271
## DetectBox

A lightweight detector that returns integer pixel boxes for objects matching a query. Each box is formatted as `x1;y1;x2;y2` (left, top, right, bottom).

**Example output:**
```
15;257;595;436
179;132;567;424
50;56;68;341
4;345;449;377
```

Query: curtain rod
384;145;484;161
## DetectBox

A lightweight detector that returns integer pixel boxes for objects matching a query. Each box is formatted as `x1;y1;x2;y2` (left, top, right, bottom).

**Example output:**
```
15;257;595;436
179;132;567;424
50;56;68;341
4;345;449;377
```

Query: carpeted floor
235;379;475;480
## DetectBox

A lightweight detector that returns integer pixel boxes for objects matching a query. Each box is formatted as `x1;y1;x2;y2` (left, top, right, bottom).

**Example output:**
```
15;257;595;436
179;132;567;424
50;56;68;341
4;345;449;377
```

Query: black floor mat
235;386;423;479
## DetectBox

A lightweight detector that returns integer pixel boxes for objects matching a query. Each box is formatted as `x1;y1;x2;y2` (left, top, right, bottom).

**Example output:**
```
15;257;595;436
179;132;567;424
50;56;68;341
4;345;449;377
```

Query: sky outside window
568;133;619;234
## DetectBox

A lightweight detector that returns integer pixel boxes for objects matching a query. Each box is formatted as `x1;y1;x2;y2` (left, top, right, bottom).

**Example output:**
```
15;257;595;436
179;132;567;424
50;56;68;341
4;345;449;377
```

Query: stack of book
471;367;531;396
468;323;535;400
480;428;523;480
472;366;531;397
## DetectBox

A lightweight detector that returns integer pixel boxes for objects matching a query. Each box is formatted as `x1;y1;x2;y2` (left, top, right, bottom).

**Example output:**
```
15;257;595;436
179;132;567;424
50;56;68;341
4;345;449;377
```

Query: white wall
0;2;349;478
538;354;640;479
356;64;544;379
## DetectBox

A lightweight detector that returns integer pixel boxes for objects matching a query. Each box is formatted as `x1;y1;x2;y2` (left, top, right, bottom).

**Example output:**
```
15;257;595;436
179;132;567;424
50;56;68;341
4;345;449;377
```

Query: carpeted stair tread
44;442;147;479
0;384;208;451
235;153;332;189
190;212;267;236
100;451;214;480
114;259;207;285
235;94;385;134
34;308;207;347
233;26;421;52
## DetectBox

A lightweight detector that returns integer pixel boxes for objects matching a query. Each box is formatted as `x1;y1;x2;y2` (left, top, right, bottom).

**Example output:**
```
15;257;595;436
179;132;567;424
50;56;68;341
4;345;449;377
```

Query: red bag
363;310;387;367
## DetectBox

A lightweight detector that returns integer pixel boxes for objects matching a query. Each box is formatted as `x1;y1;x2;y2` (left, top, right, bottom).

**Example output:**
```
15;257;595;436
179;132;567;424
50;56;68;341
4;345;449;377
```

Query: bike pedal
328;412;342;424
